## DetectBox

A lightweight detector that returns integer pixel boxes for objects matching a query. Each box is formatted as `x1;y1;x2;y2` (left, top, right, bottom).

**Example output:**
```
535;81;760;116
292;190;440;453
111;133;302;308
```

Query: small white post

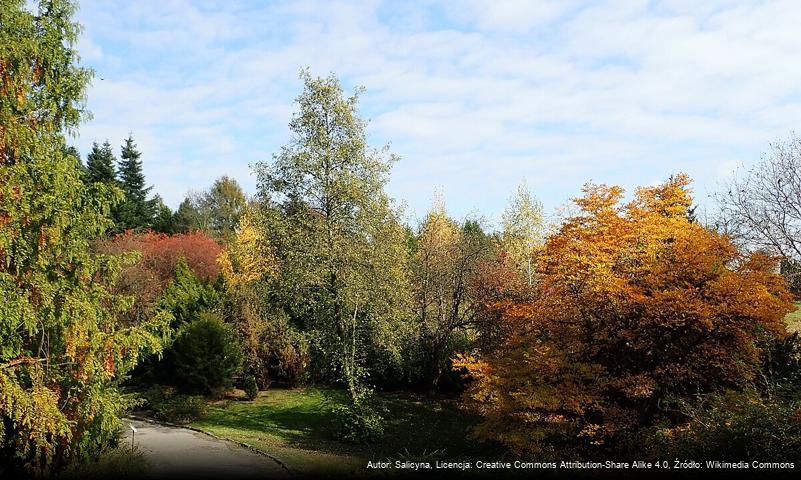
129;423;138;450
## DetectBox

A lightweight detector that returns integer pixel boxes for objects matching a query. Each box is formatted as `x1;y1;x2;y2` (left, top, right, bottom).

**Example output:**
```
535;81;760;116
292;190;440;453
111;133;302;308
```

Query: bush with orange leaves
95;231;222;324
455;174;794;456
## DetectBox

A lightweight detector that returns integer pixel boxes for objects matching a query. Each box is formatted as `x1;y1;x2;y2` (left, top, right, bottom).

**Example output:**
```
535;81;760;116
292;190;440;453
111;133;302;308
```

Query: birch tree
501;180;545;286
254;71;411;401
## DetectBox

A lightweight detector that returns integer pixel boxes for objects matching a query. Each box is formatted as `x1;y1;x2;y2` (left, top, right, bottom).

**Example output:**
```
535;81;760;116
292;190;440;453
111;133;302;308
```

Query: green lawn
786;302;801;333
191;387;499;476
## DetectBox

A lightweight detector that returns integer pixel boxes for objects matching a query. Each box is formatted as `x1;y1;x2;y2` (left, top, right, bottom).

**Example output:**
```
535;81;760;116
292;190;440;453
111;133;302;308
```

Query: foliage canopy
456;174;794;455
0;0;164;472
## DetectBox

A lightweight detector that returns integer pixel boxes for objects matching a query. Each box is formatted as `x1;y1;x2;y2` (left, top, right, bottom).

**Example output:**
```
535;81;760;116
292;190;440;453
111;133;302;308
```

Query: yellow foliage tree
218;207;277;288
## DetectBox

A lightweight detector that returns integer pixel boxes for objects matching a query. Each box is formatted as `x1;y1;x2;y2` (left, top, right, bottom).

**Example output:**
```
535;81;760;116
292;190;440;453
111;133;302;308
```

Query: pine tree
116;135;154;230
85;140;117;184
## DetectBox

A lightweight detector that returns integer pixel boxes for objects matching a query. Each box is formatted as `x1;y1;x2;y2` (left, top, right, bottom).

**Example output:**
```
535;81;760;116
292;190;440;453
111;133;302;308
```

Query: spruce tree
151;194;177;233
117;135;154;230
85;140;117;185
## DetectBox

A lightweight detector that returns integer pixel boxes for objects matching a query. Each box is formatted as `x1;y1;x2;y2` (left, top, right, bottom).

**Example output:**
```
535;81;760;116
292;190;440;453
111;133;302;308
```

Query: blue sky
72;0;801;227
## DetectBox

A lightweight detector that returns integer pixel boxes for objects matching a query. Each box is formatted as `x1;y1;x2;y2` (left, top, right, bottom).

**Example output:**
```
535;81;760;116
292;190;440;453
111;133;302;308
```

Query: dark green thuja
168;312;243;396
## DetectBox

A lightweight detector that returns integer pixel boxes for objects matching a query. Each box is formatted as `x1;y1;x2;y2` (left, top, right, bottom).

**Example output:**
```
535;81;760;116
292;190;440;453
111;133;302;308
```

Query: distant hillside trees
501;180;546;286
81;135;159;232
86;140;118;185
173;176;247;241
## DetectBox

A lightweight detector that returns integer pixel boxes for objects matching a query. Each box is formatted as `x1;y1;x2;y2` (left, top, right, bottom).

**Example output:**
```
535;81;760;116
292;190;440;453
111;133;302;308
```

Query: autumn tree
465;181;545;357
218;207;307;387
411;195;490;393
469;247;533;355
254;71;411;402
456;174;794;456
0;0;164;472
218;207;276;289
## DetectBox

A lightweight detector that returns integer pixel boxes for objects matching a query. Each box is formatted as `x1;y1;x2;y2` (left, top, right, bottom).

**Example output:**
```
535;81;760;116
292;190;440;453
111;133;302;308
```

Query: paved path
124;418;289;479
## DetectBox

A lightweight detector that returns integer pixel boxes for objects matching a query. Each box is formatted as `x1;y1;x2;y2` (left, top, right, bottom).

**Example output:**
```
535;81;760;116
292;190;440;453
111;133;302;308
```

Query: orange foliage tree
95;231;222;323
455;174;794;455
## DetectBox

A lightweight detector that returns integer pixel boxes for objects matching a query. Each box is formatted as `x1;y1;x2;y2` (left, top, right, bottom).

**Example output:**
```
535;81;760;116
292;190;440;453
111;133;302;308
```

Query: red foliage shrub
95;231;222;322
105;230;222;284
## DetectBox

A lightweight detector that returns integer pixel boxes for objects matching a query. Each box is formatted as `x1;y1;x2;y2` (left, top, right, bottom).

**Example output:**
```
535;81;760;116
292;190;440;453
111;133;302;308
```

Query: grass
785;302;801;333
158;303;801;476
191;387;500;476
62;445;148;480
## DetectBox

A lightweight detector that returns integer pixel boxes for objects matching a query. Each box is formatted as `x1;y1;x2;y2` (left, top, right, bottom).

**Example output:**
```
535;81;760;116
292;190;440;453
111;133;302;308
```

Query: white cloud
72;0;801;222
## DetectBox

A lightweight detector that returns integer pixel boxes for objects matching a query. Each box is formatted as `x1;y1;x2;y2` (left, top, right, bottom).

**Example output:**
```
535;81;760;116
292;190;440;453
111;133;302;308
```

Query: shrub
159;258;220;328
94;231;222;325
243;375;259;400
168;312;243;396
152;395;208;424
97;231;222;285
139;384;178;411
137;385;207;424
223;285;309;388
331;400;386;444
761;332;801;390
640;391;801;461
63;444;148;480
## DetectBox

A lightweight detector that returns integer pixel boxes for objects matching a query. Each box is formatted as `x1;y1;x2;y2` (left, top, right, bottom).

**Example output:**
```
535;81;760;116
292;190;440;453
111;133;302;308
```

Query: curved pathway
124;418;289;479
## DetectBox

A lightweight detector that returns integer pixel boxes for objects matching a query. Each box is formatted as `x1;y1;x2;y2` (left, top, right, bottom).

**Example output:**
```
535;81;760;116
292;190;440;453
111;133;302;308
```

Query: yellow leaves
417;209;459;257
574;183;625;216
218;209;277;288
452;353;491;387
631;173;693;219
0;367;71;467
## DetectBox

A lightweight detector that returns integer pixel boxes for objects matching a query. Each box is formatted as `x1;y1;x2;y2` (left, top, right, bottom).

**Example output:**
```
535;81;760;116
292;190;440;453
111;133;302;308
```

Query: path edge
126;414;293;475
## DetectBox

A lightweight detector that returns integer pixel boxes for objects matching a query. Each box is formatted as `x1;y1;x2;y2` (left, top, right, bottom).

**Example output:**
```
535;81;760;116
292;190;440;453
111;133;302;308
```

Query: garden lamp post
129;423;138;450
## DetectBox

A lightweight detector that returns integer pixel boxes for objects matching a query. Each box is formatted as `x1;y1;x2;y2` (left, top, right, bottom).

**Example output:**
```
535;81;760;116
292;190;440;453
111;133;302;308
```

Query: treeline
76;135;248;238
2;0;801;476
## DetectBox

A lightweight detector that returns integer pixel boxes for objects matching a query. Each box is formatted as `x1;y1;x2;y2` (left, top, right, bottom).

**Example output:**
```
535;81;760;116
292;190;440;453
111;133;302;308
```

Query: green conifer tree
85;140;117;185
151;194;177;233
117;135;155;230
